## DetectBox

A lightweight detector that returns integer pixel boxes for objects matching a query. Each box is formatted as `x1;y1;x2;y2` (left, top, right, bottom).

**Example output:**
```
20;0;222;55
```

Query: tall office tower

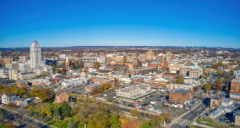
30;40;41;68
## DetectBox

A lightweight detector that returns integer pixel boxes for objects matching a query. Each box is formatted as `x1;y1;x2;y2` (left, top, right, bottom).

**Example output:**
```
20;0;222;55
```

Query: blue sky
0;0;240;48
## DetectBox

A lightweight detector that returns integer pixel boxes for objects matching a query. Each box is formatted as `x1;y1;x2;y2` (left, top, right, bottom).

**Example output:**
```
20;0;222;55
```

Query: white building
19;62;30;73
34;63;52;76
116;84;156;100
78;56;105;64
19;72;36;80
1;93;16;104
61;77;88;89
234;70;240;79
119;77;132;85
8;69;19;80
30;41;42;68
0;68;9;78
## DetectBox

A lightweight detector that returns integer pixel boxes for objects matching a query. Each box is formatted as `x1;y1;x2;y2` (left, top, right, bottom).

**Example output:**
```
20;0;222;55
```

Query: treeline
0;85;26;96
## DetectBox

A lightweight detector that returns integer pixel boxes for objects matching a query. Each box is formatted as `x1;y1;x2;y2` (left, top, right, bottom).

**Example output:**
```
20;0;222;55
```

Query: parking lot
95;89;203;116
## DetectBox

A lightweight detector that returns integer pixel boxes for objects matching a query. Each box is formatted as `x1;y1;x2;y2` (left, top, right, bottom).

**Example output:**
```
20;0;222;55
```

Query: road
169;102;206;128
0;106;53;128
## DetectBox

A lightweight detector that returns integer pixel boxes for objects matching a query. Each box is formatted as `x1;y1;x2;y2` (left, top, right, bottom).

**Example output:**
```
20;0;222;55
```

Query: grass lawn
196;118;217;127
0;124;9;128
69;93;81;97
46;118;69;128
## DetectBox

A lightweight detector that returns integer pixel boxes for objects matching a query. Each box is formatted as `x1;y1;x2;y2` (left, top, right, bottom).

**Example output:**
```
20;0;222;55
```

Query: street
169;102;206;128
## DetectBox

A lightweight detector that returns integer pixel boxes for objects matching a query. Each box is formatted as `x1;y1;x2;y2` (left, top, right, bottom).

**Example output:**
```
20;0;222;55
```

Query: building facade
30;41;41;68
231;78;240;93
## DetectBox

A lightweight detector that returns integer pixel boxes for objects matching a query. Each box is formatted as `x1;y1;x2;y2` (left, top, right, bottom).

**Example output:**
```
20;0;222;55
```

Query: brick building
169;89;193;103
231;78;240;93
16;80;28;88
0;56;13;65
55;92;69;103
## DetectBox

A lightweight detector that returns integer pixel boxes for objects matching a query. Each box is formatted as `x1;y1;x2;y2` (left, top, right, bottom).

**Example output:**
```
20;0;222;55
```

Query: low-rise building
16;80;28;88
150;77;172;88
230;93;240;100
5;62;18;70
169;88;193;103
179;65;203;78
15;97;28;107
1;93;17;104
209;108;225;119
126;67;157;75
61;77;88;89
28;78;51;86
19;72;36;80
116;84;156;101
221;98;234;107
210;94;223;109
235;110;240;127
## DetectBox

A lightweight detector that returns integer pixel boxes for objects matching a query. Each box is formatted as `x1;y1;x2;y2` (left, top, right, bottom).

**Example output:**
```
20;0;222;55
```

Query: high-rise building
30;41;41;68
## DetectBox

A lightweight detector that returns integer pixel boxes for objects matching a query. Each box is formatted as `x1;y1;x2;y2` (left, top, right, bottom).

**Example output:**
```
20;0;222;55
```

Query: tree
163;113;172;122
32;103;52;118
60;101;72;118
189;125;195;128
0;109;6;122
111;114;120;128
204;84;211;90
19;88;26;96
204;84;211;95
141;121;153;128
94;61;101;69
101;83;111;90
176;79;184;84
11;86;19;95
152;115;164;126
131;108;140;117
30;88;54;102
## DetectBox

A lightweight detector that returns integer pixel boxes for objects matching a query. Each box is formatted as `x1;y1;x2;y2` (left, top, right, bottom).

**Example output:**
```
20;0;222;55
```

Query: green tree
94;61;101;69
151;115;164;126
19;88;26;96
204;84;211;90
111;114;120;128
60;101;72;118
176;79;184;84
141;121;153;128
204;84;211;95
11;86;19;95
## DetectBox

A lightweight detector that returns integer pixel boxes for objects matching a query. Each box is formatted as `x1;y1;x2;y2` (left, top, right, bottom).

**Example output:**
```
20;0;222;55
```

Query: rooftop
171;88;189;94
236;110;240;116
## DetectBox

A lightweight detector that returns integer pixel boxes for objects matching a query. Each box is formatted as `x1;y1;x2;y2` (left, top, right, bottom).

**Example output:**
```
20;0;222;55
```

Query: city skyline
0;0;240;48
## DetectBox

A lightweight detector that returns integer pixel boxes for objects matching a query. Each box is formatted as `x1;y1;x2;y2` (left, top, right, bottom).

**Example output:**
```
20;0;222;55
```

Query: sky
0;0;240;48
